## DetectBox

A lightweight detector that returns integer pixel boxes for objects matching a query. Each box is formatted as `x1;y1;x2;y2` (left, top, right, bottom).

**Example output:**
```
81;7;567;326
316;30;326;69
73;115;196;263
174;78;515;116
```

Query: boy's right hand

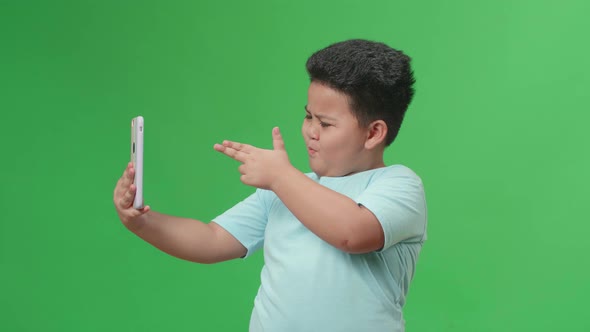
113;162;151;230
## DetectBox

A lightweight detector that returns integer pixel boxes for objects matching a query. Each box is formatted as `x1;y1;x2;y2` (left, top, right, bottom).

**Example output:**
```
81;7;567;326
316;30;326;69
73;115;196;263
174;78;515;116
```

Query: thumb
272;127;286;151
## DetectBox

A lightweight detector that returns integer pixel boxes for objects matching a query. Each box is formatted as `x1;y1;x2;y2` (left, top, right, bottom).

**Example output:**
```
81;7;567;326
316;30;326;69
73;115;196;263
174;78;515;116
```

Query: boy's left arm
214;127;384;254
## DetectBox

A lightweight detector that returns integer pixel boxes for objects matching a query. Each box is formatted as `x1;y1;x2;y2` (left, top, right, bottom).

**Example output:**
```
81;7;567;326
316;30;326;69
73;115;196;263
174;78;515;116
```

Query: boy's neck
326;151;386;178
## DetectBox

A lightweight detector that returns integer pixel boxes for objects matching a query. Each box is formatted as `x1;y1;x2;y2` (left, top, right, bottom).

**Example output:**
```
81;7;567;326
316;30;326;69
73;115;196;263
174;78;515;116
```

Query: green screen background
1;1;589;331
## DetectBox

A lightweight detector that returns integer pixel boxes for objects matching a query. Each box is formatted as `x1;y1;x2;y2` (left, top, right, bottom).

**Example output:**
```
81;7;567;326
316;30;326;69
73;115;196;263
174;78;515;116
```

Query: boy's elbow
337;232;385;254
338;238;357;254
335;206;385;254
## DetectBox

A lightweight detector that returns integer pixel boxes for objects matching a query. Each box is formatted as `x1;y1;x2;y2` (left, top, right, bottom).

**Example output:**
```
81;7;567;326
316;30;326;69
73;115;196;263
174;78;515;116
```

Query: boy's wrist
270;165;300;193
124;211;151;233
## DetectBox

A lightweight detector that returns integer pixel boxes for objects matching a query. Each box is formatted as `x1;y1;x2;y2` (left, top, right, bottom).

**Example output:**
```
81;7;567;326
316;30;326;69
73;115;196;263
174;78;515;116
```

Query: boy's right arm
113;162;247;264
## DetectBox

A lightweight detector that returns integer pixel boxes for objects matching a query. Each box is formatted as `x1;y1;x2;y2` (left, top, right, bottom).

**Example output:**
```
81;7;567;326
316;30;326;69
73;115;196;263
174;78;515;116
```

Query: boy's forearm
128;211;232;264
271;168;374;252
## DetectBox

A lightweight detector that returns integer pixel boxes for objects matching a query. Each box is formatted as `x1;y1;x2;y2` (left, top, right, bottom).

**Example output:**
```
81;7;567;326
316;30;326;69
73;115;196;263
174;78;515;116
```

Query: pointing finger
223;141;253;153
214;144;247;163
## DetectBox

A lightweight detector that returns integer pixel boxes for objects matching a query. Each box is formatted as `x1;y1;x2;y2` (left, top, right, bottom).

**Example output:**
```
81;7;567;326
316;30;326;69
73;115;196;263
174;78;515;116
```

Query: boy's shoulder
305;164;422;188
380;164;422;179
304;164;422;184
364;165;423;187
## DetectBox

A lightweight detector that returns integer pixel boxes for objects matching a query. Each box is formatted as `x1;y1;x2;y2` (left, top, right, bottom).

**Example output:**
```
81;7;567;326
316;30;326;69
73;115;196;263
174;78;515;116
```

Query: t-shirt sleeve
355;167;427;251
212;189;272;258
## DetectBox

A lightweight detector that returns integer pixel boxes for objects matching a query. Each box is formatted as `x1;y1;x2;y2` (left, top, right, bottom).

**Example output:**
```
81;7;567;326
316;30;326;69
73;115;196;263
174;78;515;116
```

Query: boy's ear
364;120;387;149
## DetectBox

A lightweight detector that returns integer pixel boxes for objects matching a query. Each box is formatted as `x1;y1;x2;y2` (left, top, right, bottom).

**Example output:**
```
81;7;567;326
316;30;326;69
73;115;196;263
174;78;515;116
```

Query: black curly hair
306;39;416;146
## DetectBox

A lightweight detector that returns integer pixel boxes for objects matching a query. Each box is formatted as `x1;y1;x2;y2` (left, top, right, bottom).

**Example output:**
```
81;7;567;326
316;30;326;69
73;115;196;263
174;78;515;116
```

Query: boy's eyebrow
304;105;337;121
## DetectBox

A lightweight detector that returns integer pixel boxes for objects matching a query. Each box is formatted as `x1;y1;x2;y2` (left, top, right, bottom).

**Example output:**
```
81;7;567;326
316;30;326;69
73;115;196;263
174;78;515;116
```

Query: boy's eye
304;113;330;127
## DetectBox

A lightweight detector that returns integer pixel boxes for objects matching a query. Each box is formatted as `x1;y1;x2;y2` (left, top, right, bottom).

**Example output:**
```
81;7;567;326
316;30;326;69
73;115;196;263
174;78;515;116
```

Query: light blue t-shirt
213;165;427;332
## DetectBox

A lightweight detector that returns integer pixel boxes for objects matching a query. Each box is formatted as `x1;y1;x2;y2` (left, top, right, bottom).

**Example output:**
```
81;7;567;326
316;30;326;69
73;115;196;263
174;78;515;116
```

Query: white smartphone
131;116;144;209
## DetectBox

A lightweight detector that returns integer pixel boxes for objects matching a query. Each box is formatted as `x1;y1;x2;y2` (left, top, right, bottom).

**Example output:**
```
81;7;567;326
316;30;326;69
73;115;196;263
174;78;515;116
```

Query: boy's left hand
214;127;294;190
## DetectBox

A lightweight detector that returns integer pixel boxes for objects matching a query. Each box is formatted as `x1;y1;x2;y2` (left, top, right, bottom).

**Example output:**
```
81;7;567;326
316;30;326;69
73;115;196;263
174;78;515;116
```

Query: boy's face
302;81;370;177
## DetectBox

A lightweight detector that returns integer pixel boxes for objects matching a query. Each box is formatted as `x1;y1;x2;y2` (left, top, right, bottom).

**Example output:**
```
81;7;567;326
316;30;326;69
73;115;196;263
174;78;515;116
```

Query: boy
113;39;427;332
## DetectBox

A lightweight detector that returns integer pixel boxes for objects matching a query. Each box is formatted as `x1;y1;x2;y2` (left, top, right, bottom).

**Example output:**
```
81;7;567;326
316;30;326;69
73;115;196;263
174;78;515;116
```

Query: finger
121;205;150;223
223;141;253;153
129;204;151;216
114;177;123;201
215;145;247;163
213;143;227;152
118;167;135;197
272;127;286;151
238;164;246;175
123;164;135;186
115;164;133;197
119;183;136;209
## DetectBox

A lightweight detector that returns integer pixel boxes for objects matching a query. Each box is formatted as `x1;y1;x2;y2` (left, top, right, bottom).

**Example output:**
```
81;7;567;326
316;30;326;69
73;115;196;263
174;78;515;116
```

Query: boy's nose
306;123;319;140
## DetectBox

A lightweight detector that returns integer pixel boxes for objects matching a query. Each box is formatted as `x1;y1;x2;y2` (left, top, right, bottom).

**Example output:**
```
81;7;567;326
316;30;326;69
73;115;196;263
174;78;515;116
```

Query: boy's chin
311;166;338;178
309;160;348;177
309;164;325;177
